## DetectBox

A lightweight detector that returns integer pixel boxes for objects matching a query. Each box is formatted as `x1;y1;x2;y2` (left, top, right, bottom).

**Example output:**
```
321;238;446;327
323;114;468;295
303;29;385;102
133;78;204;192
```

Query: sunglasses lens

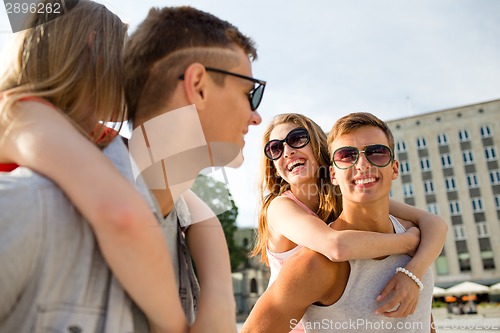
365;145;392;166
333;147;359;169
265;140;283;160
251;84;265;110
287;129;309;148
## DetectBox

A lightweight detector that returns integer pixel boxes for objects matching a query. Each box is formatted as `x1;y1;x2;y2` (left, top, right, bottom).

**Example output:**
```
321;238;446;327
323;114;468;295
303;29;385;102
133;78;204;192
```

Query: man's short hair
327;112;395;157
124;6;257;122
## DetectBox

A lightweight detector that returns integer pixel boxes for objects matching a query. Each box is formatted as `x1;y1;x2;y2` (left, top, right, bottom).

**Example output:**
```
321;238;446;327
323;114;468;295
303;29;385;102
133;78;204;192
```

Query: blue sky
2;0;500;227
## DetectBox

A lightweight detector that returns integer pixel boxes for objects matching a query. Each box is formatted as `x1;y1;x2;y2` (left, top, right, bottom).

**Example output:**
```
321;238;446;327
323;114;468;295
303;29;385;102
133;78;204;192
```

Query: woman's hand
375;271;420;318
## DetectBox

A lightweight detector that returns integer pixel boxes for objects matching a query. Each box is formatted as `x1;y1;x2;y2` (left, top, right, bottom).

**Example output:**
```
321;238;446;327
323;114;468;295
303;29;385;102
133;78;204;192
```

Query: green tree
191;173;247;271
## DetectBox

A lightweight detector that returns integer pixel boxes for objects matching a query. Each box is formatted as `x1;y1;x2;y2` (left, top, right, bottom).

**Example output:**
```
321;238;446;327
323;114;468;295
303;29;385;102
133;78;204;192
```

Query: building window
481;251;495;270
420;157;431;171
458;253;471;272
400;160;410;175
453;225;466;240
416;136;427;149
424;180;435;194
462;150;474;165
476;222;489;238
495;195;500;209
458;129;470;142
466;173;479;188
449;200;461;216
485;146;497;161
427;203;439;215
445;176;456;191
440;154;453;168
437;133;448;145
403;183;414;198
250;278;258;294
480;125;492;138
396;140;407;153
435;256;449;275
490;170;500;185
471;197;484;212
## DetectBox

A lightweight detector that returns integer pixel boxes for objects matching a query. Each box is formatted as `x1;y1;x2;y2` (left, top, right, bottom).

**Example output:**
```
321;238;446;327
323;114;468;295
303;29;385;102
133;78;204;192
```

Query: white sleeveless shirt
301;215;434;333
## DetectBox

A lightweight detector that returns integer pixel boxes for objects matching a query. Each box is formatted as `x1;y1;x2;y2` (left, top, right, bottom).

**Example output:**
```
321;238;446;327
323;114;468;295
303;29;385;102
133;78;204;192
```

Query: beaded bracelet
396;267;424;291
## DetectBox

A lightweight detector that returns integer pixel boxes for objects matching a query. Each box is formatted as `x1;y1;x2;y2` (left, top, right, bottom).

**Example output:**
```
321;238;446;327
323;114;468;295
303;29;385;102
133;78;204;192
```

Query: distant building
387;99;500;288
232;228;270;318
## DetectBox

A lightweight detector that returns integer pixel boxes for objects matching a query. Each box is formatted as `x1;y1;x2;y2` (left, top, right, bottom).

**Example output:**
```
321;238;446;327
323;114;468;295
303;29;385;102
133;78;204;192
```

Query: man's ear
182;63;209;111
329;165;339;186
391;160;399;180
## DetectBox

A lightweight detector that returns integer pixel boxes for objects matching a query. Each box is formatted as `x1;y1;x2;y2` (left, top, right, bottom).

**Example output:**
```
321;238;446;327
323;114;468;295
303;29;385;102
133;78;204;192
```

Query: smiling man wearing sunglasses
243;112;435;333
122;6;265;333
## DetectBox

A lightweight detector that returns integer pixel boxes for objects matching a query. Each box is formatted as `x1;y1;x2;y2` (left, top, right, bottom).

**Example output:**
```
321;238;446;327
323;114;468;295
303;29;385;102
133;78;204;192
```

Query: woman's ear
181;63;208;111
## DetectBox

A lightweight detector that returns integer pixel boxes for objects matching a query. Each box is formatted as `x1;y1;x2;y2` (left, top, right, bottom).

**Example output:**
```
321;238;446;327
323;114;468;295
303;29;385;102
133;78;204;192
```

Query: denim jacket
0;137;197;333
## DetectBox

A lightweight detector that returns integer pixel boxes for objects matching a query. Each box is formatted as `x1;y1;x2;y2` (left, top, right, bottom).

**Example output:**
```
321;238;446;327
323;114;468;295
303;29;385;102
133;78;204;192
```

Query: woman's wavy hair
0;0;127;146
251;113;342;265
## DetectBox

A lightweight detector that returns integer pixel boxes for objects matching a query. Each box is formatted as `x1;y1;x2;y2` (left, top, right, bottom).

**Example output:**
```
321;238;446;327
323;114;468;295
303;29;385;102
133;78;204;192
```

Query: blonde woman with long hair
252;113;447;331
0;1;188;331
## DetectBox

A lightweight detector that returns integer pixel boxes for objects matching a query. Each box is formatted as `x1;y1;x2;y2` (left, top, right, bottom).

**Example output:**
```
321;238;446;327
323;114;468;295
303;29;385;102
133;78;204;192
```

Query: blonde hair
0;0;127;147
252;113;342;265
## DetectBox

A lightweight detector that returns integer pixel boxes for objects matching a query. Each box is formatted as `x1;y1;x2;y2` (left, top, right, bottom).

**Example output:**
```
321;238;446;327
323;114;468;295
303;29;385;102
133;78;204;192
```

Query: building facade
387;99;500;287
232;228;270;318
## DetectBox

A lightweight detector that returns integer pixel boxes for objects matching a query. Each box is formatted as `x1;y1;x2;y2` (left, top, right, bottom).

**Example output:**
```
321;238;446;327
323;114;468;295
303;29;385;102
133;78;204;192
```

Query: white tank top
301;215;434;333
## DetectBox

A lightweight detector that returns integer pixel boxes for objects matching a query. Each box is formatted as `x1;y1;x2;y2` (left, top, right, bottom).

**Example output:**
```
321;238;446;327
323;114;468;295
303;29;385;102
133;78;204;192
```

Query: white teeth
287;159;305;171
355;178;376;185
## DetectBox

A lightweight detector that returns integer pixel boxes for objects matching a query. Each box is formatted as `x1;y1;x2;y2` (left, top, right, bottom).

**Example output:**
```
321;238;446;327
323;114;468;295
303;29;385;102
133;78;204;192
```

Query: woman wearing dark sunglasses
250;113;447;331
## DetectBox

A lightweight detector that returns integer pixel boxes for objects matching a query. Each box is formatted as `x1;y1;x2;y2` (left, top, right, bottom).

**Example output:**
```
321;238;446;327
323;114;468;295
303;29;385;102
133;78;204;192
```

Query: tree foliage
191;173;247;271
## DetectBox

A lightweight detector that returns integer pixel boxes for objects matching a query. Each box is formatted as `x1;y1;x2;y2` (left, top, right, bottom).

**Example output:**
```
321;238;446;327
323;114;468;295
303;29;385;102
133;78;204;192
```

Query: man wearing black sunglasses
123;6;265;333
243;113;437;333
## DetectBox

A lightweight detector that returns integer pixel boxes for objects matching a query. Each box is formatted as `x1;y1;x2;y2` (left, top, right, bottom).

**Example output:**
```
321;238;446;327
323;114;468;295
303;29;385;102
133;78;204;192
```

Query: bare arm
241;250;331;333
376;200;448;317
0;102;187;333
268;196;419;261
182;191;236;333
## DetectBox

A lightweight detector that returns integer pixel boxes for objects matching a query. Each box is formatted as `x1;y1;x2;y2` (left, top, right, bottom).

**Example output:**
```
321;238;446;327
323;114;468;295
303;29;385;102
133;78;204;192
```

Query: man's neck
130;104;242;217
130;104;211;217
337;198;393;233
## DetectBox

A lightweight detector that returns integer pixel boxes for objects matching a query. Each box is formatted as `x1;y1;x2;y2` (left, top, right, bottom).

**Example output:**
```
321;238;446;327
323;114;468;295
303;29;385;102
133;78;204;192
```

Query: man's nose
250;110;262;126
355;152;371;170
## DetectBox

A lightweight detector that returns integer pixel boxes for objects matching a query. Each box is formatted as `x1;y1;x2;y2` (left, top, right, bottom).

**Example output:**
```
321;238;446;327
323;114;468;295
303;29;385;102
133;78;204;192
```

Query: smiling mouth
354;177;377;185
287;159;306;172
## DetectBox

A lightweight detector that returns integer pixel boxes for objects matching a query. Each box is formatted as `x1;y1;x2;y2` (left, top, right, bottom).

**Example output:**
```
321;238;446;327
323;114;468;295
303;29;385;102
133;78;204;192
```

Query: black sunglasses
264;127;310;160
179;67;266;111
332;144;393;170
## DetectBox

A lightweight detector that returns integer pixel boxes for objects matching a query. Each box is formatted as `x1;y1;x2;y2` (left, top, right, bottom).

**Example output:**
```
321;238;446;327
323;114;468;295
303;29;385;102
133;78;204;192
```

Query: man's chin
226;150;244;168
209;142;244;168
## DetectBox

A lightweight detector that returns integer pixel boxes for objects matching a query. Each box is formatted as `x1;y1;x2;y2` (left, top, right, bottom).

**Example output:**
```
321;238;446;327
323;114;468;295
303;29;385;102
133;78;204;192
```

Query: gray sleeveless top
302;215;434;332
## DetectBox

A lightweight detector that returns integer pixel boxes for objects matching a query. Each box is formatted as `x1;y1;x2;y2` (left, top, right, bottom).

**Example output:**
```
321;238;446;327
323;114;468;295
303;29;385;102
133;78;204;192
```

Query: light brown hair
252;113;342;265
124;6;257;123
0;0;127;146
327;112;395;155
